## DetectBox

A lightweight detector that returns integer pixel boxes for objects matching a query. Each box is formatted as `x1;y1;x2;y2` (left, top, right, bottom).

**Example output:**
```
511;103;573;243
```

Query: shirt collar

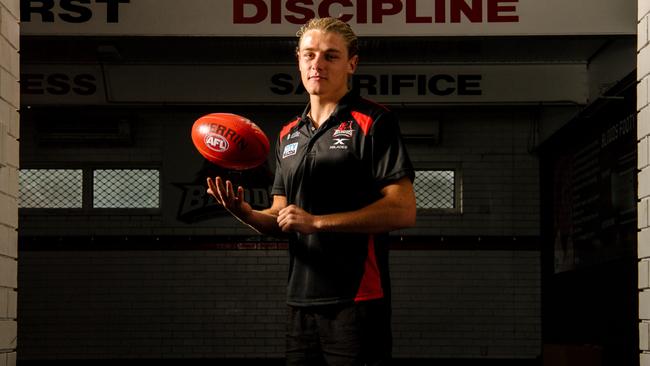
298;90;360;129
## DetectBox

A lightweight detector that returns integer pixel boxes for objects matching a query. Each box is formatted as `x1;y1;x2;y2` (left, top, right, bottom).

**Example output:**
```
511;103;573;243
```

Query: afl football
191;113;270;170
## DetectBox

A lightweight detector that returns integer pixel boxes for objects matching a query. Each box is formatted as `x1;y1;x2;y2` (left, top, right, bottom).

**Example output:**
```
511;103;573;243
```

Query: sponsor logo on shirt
283;142;299;158
288;131;301;140
330;138;349;150
333;121;354;138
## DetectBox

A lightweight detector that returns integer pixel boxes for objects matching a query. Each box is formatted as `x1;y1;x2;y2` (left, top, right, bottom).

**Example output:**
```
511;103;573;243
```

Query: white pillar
640;1;650;365
0;0;19;364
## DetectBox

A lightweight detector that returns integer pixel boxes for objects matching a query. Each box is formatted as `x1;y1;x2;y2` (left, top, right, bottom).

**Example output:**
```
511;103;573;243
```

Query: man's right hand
206;176;253;220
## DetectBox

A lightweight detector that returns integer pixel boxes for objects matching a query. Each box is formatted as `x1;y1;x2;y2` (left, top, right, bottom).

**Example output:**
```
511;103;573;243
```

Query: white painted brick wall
641;137;649;173
17;247;540;360
641;108;650;141
642;16;649;53
642;0;650;22
0;0;17;364
641;2;650;365
641;260;650;289
642;196;650;233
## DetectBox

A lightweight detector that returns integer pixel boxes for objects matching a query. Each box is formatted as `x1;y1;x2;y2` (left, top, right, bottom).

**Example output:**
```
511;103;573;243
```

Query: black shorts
285;299;392;366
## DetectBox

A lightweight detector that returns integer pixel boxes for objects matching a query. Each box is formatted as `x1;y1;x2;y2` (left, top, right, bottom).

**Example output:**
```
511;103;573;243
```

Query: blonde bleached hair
296;17;359;59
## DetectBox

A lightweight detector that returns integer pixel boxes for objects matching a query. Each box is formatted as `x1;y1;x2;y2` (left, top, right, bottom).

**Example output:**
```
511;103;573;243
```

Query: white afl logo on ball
205;134;229;152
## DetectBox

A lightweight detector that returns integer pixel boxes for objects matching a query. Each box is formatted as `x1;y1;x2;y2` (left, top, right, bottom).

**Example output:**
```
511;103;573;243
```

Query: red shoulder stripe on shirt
279;118;300;141
350;111;373;136
354;235;384;302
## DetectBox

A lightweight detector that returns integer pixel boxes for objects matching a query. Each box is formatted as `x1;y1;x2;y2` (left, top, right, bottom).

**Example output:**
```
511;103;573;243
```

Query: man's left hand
277;205;319;234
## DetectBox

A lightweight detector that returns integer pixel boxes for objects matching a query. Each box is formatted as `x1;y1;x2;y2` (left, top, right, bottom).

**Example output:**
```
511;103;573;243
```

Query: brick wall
17;244;539;360
18;249;288;359
0;0;18;364
403;107;540;237
391;248;540;358
18;106;543;238
640;0;650;364
16;104;543;360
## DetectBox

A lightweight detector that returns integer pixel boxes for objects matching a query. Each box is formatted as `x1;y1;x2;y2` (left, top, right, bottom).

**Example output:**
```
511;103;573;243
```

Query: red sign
233;0;519;24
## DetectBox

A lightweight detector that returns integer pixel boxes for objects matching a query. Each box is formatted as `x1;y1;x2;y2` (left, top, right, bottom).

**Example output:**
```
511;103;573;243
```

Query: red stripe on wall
18;236;541;251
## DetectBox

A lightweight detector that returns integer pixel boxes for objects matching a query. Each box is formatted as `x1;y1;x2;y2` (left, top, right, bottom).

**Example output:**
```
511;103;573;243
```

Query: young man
207;17;416;365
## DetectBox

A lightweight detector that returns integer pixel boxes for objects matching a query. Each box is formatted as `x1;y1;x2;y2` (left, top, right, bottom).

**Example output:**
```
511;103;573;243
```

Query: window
94;169;159;208
19;168;160;210
414;168;461;213
19;169;83;208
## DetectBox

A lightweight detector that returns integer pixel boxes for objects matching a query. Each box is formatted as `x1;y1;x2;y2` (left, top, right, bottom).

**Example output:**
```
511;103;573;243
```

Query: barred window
414;170;458;211
94;169;159;208
19;168;160;210
19;169;83;208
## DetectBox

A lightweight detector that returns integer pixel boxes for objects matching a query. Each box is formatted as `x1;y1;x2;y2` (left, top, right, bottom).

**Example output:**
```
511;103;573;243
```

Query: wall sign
20;0;635;36
21;64;588;105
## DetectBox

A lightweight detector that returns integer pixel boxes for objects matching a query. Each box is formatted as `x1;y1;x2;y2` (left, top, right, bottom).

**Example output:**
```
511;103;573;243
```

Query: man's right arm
241;195;287;235
206;176;286;236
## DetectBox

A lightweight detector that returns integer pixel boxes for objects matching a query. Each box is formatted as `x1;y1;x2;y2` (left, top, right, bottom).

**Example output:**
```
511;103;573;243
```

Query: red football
191;113;270;170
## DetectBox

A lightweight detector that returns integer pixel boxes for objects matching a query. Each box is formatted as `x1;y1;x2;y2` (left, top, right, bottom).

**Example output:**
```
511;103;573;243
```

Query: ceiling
22;35;629;65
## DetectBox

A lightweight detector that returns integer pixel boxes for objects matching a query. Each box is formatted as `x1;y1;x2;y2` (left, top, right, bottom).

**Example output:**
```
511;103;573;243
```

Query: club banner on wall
173;162;274;224
544;94;637;273
20;0;635;36
21;63;588;105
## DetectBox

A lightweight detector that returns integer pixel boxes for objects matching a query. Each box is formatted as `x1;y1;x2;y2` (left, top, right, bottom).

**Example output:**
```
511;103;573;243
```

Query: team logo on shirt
333;121;354;138
330;121;354;150
283;142;299;158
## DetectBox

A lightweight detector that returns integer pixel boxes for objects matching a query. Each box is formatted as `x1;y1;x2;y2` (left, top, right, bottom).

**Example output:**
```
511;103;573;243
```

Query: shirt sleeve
270;136;286;196
370;111;415;189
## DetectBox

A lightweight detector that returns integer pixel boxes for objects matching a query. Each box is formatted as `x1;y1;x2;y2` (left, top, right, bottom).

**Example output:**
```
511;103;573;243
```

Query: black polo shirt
272;91;414;307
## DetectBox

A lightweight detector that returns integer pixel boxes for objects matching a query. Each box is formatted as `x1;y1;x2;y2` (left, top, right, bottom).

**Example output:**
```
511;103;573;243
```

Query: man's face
297;30;358;100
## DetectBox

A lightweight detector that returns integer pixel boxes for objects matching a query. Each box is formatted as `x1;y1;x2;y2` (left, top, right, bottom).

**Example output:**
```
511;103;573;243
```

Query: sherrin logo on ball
191;113;270;170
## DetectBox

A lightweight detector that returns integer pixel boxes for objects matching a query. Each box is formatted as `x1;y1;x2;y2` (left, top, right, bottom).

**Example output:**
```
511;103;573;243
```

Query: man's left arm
276;176;416;234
